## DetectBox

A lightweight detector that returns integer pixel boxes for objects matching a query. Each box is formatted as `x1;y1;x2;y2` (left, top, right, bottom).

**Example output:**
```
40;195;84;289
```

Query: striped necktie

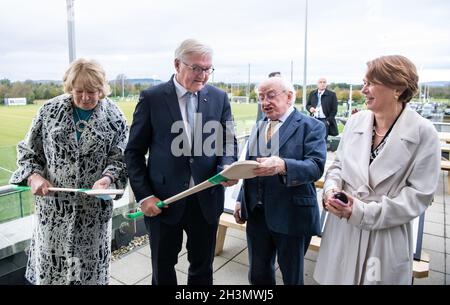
266;120;280;143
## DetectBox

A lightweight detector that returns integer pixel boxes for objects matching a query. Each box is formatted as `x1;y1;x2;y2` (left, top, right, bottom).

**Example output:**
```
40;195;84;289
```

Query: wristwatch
102;173;114;184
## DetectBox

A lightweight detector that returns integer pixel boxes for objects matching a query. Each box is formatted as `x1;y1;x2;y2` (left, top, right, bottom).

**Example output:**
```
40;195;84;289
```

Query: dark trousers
145;195;219;285
246;206;310;285
317;118;329;141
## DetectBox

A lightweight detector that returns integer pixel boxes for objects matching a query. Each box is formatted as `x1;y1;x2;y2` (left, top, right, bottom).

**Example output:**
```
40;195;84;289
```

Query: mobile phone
333;191;348;206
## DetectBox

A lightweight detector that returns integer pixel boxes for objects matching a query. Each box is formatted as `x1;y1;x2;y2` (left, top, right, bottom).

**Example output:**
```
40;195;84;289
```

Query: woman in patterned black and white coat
9;58;128;285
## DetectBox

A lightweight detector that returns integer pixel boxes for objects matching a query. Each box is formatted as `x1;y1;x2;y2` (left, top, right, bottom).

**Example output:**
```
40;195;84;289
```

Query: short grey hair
174;39;213;61
257;77;296;104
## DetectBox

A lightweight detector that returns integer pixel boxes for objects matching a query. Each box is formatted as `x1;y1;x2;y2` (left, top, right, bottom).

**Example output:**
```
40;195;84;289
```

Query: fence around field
0;145;35;224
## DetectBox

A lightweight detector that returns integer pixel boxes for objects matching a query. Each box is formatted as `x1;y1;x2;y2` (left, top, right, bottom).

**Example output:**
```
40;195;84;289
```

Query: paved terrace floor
110;168;450;285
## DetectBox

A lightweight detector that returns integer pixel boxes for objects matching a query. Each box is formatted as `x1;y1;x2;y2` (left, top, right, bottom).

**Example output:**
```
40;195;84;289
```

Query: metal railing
0;188;31;224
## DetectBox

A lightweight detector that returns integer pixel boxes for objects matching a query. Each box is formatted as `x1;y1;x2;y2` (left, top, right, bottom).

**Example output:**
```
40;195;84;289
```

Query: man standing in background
306;78;338;144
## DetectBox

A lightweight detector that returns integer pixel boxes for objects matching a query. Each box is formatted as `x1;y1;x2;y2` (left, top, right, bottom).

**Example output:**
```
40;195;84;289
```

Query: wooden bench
438;132;450;143
441;160;450;194
215;213;430;280
441;144;450;154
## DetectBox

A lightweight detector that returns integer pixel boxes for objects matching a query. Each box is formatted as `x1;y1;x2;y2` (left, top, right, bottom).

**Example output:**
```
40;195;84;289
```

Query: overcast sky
1;0;450;85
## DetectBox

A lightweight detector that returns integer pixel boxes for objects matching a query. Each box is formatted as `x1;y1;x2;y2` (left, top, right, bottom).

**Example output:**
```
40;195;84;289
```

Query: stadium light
302;0;308;111
66;0;76;63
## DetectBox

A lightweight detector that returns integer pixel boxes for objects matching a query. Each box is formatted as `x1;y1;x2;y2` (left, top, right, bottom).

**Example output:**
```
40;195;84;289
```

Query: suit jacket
125;76;237;225
314;108;441;284
238;108;327;236
306;89;338;136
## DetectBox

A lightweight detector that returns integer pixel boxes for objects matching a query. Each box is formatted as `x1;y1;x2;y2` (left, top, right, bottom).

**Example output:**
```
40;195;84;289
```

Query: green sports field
0;101;259;223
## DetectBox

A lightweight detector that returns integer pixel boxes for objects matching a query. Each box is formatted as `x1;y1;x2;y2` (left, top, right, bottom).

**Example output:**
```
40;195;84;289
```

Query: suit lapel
348;112;373;189
275;109;300;152
369;108;418;189
164;76;183;124
197;86;209;126
247;119;267;158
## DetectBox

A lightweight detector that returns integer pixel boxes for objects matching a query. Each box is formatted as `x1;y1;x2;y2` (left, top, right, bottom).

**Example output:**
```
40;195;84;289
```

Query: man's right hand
141;196;166;217
310;107;316;113
233;202;246;224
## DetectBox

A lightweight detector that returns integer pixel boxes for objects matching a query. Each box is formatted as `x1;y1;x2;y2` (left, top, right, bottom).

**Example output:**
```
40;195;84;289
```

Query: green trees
0;78;448;105
0;79;63;104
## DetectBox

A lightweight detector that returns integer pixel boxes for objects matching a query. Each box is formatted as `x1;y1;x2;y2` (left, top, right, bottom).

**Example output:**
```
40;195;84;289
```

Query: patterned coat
10;94;128;285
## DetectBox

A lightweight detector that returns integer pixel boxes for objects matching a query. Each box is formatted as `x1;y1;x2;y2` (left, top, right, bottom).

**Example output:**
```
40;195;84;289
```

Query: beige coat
313;107;440;285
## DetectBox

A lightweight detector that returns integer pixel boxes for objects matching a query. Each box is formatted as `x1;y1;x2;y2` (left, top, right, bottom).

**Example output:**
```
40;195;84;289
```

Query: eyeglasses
182;61;215;75
258;90;286;103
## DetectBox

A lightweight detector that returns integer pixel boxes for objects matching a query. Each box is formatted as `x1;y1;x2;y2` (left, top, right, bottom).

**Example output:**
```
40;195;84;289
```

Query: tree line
1;77;449;104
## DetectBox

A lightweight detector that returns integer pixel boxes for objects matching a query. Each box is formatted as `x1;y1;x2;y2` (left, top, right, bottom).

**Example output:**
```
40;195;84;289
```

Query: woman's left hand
324;191;354;220
92;176;111;190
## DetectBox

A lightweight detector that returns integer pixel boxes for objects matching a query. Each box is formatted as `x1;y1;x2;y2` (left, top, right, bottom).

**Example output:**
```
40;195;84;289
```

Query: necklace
73;107;94;133
374;126;386;137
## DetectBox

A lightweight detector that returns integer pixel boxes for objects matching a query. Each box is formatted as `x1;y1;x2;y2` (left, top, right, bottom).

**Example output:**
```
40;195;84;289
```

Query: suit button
189;158;194;164
184;182;189;188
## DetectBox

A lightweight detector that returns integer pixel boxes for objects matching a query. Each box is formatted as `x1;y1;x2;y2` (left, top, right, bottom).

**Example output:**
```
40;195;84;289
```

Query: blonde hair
365;55;419;103
63;58;111;99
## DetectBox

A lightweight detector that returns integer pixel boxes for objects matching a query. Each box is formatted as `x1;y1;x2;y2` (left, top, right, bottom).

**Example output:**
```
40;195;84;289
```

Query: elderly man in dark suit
306;78;338;142
125;39;237;285
234;77;327;285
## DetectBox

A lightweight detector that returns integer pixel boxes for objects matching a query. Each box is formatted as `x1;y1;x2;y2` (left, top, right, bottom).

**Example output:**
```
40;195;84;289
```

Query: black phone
333;192;348;205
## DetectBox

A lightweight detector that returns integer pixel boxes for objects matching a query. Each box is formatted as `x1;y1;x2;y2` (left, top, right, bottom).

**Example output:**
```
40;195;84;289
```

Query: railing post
19;192;24;218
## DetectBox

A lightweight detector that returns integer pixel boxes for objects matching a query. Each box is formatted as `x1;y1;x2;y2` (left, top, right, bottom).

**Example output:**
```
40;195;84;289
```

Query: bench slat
216;213;429;280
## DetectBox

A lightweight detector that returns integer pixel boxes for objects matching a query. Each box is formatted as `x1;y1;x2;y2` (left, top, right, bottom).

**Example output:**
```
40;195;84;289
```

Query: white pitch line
0;166;14;173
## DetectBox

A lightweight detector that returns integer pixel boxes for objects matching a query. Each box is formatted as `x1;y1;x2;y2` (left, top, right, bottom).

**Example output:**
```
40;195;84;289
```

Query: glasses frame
257;90;287;104
182;61;215;75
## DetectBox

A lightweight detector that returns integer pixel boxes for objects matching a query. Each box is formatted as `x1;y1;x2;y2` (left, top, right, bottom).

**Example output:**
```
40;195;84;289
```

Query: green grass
0;104;40;146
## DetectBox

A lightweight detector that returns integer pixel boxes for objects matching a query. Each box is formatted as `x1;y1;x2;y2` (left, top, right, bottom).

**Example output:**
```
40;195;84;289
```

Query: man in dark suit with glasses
125;39;238;285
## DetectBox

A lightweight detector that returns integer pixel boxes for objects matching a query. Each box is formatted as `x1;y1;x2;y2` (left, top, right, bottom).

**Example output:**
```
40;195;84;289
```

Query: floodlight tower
302;0;309;111
66;0;76;63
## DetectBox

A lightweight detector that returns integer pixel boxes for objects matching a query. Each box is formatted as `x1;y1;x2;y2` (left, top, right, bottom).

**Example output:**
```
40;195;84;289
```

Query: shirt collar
173;76;197;99
270;105;294;123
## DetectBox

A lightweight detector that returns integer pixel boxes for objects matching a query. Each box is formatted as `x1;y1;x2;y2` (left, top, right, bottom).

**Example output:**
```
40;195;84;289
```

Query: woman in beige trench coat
313;55;441;285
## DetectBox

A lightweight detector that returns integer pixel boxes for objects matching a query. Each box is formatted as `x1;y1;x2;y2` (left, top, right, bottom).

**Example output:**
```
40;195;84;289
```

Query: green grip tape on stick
14;185;31;191
125;201;165;219
208;173;229;185
126;211;143;219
